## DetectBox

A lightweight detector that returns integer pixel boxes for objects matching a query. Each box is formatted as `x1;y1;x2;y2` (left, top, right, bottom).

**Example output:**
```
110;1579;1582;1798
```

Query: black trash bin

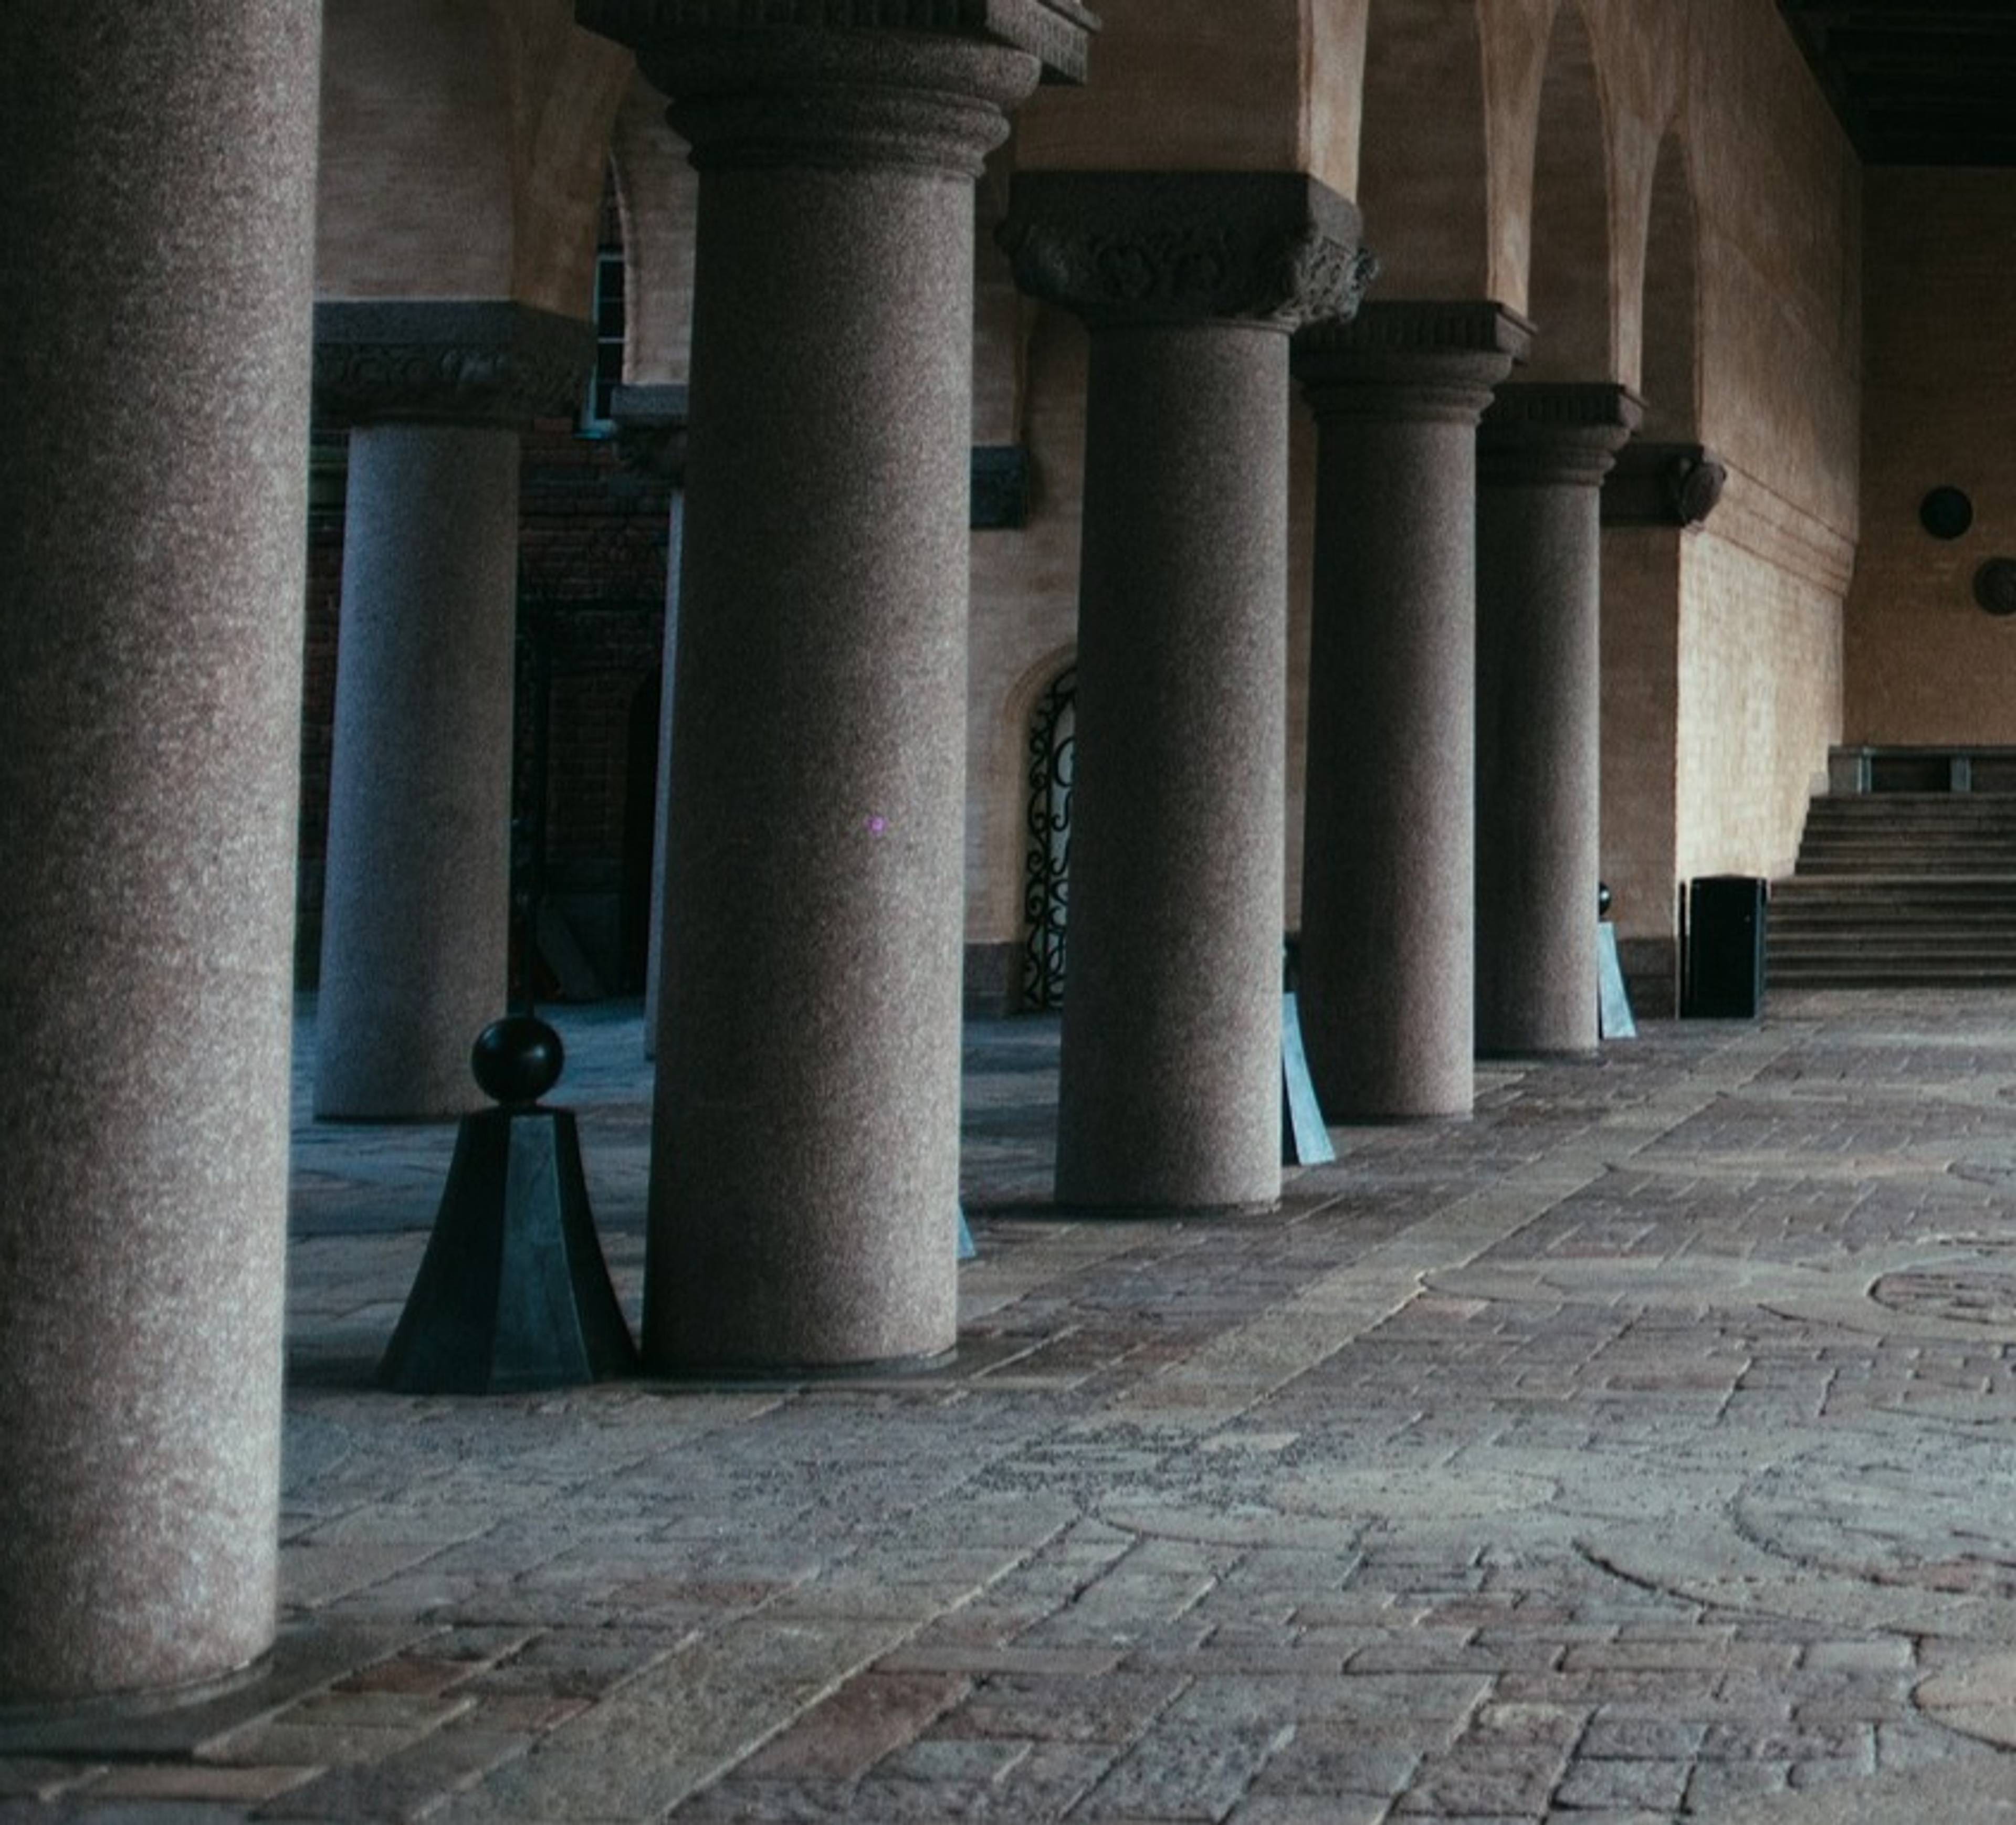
1683;875;1767;1017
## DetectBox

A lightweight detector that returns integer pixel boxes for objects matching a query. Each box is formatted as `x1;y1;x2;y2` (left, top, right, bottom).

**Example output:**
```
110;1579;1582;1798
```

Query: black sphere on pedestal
470;1015;565;1106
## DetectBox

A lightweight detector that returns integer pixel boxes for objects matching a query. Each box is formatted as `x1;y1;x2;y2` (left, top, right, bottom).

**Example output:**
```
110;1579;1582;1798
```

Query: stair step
1762;787;2016;990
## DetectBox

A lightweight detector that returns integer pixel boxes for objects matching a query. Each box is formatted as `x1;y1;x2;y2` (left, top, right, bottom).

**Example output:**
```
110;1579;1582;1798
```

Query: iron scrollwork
1021;666;1075;1010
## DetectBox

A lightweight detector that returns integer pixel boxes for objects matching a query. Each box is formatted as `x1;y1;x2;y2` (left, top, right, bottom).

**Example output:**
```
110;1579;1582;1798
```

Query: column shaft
608;383;689;1062
642;490;681;1057
575;20;1084;1372
316;426;519;1117
1475;384;1639;1056
1056;322;1291;1208
1296;307;1523;1119
0;2;318;1701
652;159;975;1367
310;301;594;1119
999;170;1373;1214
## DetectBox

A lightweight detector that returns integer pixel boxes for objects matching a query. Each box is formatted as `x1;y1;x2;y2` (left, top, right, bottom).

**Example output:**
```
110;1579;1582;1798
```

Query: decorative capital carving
999;172;1375;333
609;383;689;480
1478;382;1642;489
577;0;1097;83
313;301;595;430
1601;441;1729;528
1295;300;1531;425
576;1;1095;177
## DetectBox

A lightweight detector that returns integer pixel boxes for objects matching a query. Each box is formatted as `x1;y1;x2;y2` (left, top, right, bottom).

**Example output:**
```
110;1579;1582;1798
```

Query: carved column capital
1478;382;1642;488
609;383;689;481
999;171;1376;333
313;301;595;430
576;2;1095;178
1601;440;1729;528
1296;300;1531;425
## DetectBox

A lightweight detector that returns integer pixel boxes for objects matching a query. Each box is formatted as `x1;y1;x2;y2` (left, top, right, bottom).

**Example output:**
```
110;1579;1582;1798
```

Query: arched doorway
1021;665;1075;1010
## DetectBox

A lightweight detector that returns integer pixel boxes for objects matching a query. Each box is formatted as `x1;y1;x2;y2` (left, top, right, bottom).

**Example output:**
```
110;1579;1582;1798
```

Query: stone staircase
1770;786;2016;986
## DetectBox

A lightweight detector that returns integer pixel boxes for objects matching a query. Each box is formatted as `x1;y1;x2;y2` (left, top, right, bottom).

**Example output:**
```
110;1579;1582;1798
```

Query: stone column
999;173;1373;1212
0;3;317;1702
1475;382;1641;1056
575;3;1093;1370
608;383;688;1061
311;303;593;1119
1294;302;1528;1120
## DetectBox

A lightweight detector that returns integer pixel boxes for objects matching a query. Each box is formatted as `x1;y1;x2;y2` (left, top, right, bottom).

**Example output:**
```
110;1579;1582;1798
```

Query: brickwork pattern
9;991;2016;1818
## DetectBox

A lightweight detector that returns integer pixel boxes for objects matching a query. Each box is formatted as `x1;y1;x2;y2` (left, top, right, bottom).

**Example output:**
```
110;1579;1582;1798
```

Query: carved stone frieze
999;171;1375;333
1601;440;1729;528
313;301;595;430
1478;382;1643;489
1296;300;1531;425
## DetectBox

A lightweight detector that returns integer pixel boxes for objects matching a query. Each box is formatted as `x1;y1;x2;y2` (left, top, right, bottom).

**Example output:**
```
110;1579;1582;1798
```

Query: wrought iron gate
1021;665;1076;1009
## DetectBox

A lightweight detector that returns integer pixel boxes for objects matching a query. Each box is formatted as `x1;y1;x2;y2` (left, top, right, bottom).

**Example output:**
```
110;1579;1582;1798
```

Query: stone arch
317;0;519;296
1524;0;1613;382
316;0;631;312
1637;128;1699;442
606;72;697;385
1356;0;1492;299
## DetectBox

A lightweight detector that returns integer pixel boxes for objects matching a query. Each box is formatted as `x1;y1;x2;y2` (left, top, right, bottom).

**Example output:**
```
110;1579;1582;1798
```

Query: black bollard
378;1016;639;1394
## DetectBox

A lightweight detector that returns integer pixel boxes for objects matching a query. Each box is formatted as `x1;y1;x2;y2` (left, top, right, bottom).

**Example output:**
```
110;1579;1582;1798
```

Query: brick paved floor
7;991;2016;1821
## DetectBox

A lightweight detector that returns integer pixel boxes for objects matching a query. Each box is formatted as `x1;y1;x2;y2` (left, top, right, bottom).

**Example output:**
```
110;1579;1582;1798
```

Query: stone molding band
609;382;690;479
1296;300;1531;425
313;300;596;429
575;0;1099;85
579;3;1093;178
1601;440;1729;528
999;171;1376;332
588;29;1080;176
1479;381;1643;488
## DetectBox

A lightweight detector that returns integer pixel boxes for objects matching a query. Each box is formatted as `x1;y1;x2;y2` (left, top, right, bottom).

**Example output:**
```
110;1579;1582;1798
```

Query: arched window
582;165;625;434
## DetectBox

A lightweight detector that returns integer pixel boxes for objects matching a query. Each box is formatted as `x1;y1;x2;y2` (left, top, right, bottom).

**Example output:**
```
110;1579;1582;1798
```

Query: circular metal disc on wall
1973;557;2016;617
1922;485;1974;540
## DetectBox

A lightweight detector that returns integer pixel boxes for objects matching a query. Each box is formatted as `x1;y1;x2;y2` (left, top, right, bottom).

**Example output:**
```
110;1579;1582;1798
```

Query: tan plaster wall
1664;0;1859;887
1478;0;1554;321
317;0;631;317
1676;528;1842;887
1357;0;1492;298
1600;530;1681;942
1686;0;1860;537
1844;170;2016;743
1015;0;1360;194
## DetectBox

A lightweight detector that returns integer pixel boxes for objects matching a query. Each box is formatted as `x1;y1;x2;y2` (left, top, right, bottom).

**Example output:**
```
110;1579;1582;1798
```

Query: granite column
1475;382;1640;1056
1001;173;1373;1211
311;303;593;1119
0;2;318;1701
575;5;1093;1369
1295;302;1526;1118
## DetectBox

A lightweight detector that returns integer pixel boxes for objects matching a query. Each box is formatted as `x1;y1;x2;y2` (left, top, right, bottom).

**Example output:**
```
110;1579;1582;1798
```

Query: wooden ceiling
1778;2;2016;165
